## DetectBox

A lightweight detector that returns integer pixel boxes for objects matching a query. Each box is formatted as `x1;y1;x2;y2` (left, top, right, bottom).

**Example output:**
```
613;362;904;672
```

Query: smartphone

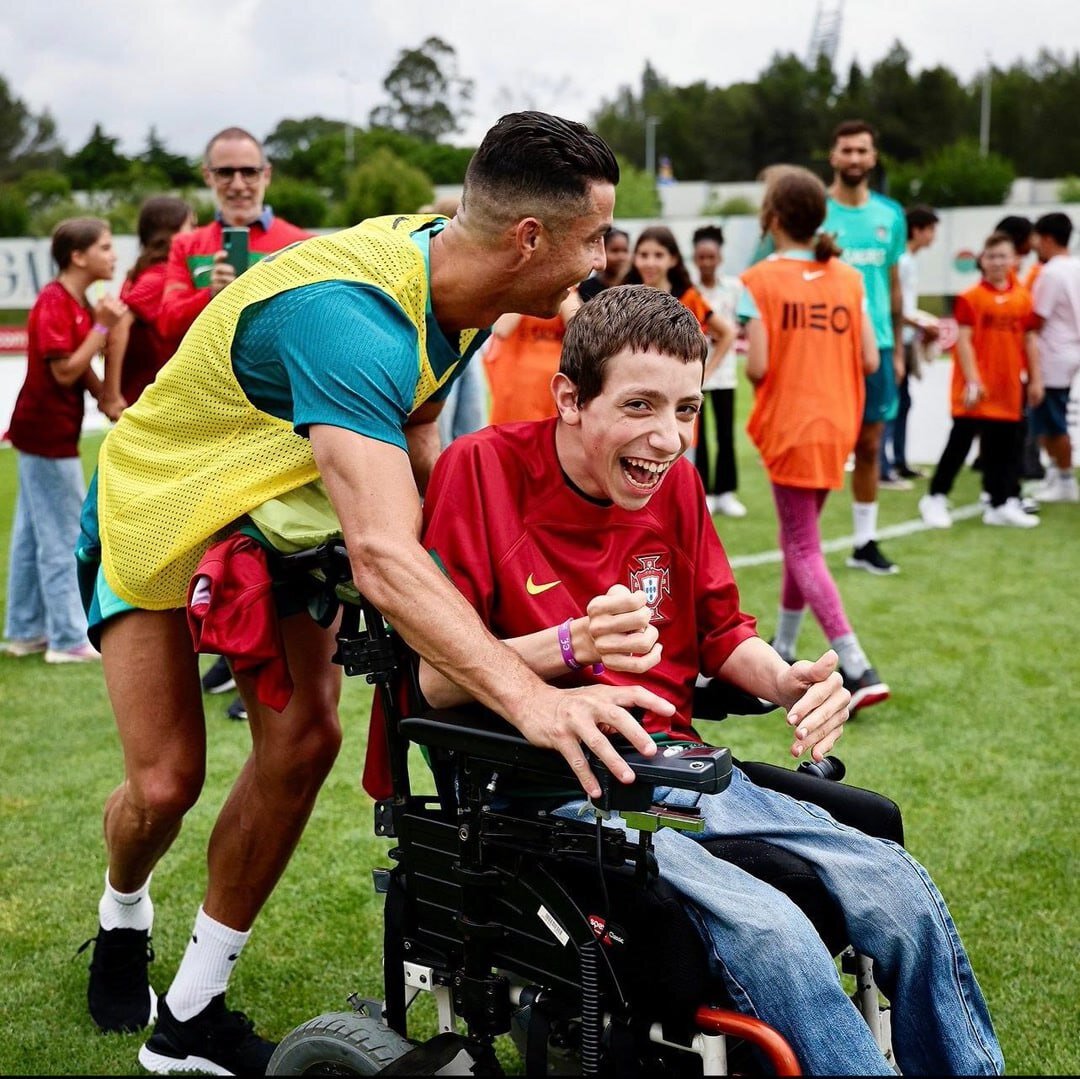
221;226;250;277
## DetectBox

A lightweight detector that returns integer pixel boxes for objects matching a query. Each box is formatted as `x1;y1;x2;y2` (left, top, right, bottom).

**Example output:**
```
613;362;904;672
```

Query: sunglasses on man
208;166;266;182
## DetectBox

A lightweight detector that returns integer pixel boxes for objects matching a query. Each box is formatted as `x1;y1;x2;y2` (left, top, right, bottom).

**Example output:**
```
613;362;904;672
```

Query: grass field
1;413;1078;1076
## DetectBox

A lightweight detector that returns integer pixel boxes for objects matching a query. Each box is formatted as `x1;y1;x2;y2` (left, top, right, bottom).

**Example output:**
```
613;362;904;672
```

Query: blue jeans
5;451;89;650
557;767;1002;1076
437;359;488;446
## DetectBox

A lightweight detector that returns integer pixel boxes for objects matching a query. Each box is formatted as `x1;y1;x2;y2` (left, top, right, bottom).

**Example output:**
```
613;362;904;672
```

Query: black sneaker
201;655;236;695
846;540;899;575
79;926;156;1033
842;666;890;713
138;993;276;1076
226;696;248;721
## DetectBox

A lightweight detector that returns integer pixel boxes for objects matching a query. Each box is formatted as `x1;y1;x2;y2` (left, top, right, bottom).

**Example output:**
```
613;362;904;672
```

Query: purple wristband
557;618;581;670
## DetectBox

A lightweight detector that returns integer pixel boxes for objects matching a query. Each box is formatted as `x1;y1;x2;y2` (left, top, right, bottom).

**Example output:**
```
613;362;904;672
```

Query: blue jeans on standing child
5;451;89;650
557;766;1003;1076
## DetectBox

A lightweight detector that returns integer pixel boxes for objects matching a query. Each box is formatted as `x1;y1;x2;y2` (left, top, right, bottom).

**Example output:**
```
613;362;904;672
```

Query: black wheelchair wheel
267;1012;412;1076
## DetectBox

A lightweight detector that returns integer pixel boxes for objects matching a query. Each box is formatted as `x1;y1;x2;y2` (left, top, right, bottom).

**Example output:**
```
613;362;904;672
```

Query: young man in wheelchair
413;285;1002;1076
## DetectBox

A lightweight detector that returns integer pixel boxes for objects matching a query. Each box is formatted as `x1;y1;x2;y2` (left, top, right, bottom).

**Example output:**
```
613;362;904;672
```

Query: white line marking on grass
728;503;984;568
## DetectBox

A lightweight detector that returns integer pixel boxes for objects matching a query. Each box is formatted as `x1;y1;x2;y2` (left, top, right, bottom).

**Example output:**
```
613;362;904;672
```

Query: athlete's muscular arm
310;424;667;796
716;639;850;762
403;399;444;496
418;584;661;709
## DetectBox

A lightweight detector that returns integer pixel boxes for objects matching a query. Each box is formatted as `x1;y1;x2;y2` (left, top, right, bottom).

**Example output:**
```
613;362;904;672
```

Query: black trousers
695;387;738;495
929;416;1025;506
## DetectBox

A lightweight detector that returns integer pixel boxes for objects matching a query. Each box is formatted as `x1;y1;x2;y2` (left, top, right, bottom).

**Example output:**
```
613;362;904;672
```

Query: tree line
1;38;1079;238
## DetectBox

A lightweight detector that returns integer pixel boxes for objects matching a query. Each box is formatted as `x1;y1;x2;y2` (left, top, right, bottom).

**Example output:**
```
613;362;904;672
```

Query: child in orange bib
740;168;888;712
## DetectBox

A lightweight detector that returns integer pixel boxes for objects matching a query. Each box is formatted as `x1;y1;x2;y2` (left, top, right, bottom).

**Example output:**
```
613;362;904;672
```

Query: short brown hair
560;285;707;406
51;217;109;270
831;119;877;147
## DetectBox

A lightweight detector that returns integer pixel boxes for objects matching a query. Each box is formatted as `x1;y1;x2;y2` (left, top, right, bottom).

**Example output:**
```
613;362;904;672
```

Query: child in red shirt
101;196;196;416
919;232;1043;529
3;217;127;661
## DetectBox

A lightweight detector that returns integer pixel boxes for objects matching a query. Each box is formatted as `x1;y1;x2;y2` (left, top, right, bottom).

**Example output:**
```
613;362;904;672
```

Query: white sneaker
1032;473;1079;502
44;642;101;664
978;491;990;505
1;636;48;657
983;498;1040;528
919;493;952;529
714;492;748;518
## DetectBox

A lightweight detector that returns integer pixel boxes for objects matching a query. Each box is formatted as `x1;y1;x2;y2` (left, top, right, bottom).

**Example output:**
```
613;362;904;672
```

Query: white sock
772;608;805;660
98;871;153;932
167;906;251;1022
831;633;869;679
852;501;878;548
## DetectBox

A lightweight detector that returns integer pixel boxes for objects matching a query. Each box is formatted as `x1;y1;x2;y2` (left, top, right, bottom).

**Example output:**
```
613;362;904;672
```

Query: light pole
979;54;991;157
645;115;659;178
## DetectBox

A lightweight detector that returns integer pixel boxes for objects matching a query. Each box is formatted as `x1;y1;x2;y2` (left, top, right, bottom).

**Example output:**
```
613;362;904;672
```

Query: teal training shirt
823;193;905;349
229;220;486;450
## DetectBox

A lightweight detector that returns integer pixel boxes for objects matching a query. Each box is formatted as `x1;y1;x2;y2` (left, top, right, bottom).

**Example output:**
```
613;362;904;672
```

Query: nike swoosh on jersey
802;270;826;281
526;574;561;595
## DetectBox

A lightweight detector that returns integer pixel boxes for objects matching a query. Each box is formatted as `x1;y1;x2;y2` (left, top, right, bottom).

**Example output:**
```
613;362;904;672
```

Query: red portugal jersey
5;281;93;458
421;418;758;739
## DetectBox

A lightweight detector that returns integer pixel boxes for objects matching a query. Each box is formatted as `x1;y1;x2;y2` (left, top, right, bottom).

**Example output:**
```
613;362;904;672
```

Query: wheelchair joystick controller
797;756;846;782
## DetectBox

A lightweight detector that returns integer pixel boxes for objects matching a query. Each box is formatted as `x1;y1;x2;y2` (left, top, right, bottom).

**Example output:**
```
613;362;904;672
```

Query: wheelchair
264;543;904;1077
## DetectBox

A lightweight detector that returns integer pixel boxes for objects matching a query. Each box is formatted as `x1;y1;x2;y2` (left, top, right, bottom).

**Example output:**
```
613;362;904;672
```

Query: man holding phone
158;126;311;351
158;126;313;713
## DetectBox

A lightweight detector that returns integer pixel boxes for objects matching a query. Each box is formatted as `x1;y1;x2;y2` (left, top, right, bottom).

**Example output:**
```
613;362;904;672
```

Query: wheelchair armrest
693;677;778;721
737;759;904;846
400;707;732;797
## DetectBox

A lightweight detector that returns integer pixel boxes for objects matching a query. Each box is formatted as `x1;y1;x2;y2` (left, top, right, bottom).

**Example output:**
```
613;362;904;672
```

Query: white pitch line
728;503;985;569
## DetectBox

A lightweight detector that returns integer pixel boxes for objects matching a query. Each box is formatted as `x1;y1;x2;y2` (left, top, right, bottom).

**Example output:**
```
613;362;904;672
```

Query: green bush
1058;175;1080;203
267;176;329;228
340;147;433;226
0;184;30;236
613;155;661;217
701;193;757;216
911;140;1014;208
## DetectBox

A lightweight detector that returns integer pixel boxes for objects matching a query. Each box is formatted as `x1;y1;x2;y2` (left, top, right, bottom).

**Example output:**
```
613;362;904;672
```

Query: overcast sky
3;0;1078;160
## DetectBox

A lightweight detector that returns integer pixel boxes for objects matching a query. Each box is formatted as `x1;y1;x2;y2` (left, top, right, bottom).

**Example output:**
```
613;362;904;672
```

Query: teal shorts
863;347;899;424
77;471;312;649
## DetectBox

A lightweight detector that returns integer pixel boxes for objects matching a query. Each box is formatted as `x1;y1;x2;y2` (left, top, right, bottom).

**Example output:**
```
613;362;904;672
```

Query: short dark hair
692;224;725;248
831;119;877;147
204;126;265;164
905;204;939;237
993;215;1033;246
51;217;109;270
1034;212;1073;247
983;230;1016;252
560;285;707;407
462;112;619;235
604;227;629;247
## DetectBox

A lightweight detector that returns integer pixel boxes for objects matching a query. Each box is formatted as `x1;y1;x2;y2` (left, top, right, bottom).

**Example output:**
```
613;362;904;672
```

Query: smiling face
554;347;704;510
203;134;270;226
514;181;615;317
633;238;679;291
603;231;631;284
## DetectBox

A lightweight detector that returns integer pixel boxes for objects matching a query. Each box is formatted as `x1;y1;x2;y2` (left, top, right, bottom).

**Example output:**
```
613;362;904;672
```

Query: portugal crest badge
628;554;671;623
